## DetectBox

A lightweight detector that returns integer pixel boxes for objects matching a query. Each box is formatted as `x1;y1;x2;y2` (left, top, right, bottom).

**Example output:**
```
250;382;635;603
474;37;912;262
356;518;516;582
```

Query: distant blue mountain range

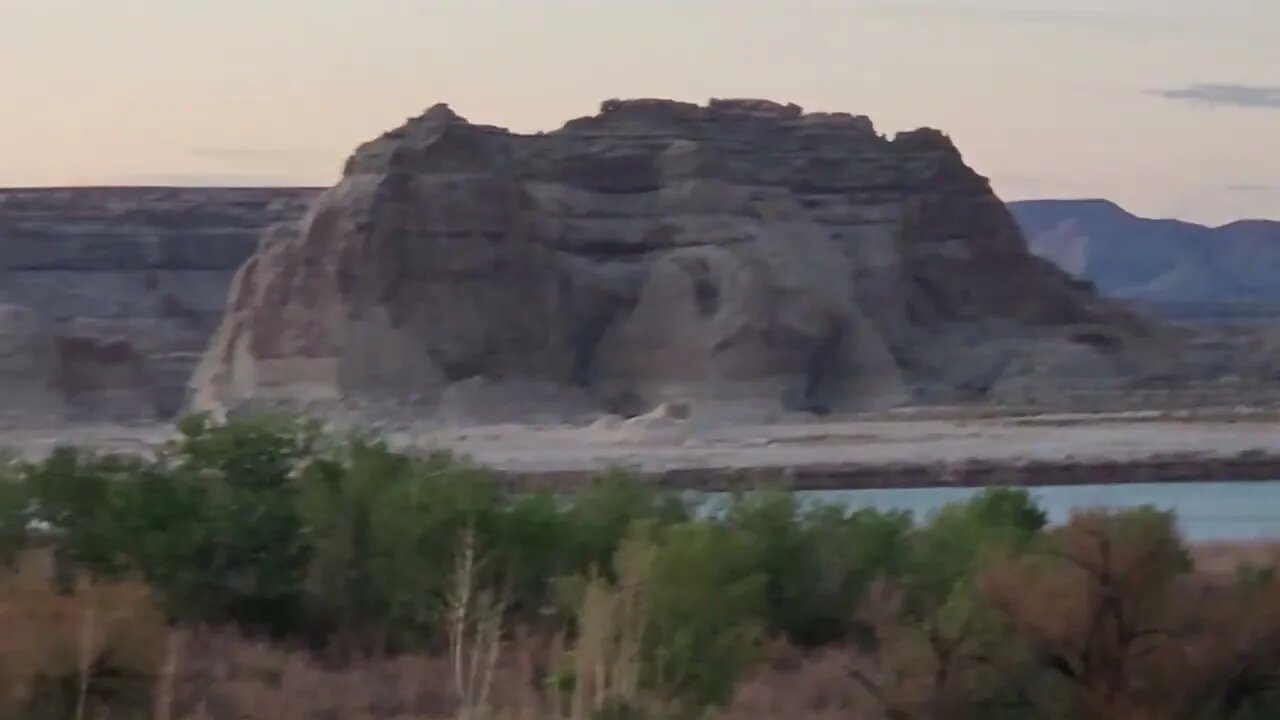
1009;199;1280;307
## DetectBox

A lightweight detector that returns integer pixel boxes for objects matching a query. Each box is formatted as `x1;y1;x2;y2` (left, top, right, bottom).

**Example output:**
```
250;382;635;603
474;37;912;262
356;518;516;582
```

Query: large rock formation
0;187;317;421
194;99;1170;421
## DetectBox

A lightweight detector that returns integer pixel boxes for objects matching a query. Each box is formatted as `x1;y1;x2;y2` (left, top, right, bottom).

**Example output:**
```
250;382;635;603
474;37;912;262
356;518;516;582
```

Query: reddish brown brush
0;563;167;718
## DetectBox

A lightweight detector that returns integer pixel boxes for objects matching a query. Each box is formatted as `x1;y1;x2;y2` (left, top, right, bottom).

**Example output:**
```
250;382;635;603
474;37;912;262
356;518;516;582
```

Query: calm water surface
799;482;1280;541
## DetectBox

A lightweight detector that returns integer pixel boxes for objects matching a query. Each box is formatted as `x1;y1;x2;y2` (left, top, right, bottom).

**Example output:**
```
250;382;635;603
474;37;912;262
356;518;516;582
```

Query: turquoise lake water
798;482;1280;541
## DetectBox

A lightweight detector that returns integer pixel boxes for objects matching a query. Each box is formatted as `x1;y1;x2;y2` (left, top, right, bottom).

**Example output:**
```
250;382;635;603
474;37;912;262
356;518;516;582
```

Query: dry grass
0;545;559;720
7;532;1280;720
713;642;878;720
172;631;455;720
163;633;940;720
567;527;654;720
0;558;167;719
169;630;559;720
1192;539;1280;576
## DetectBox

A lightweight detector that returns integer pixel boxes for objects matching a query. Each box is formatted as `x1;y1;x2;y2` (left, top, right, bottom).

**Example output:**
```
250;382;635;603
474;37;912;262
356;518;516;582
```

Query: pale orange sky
2;0;1278;224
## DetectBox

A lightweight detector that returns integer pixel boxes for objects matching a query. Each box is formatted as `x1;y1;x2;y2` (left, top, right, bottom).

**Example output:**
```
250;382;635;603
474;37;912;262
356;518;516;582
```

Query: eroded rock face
0;187;318;419
195;99;1168;421
0;305;65;426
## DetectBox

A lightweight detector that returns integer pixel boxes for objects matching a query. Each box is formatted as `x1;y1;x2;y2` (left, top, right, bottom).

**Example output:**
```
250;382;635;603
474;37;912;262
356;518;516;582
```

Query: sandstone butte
193;98;1178;424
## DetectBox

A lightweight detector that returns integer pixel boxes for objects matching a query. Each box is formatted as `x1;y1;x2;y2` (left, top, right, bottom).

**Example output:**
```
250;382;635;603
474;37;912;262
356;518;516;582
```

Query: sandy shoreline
5;412;1280;491
429;416;1280;490
430;416;1280;471
497;452;1280;492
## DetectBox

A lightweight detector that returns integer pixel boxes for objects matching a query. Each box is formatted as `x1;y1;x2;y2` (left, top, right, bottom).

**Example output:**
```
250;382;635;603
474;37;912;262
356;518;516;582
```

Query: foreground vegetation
2;415;1280;719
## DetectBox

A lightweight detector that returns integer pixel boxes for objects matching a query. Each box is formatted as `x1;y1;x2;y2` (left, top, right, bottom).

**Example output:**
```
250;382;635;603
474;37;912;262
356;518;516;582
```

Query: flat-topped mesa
795;111;877;132
543;99;882;142
707;98;804;119
570;97;805;128
194;98;1173;423
596;98;706;122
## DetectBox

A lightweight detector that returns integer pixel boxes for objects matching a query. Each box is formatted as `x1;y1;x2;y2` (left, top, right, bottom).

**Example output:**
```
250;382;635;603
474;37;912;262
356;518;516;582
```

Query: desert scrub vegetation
0;563;167;720
1;414;1280;718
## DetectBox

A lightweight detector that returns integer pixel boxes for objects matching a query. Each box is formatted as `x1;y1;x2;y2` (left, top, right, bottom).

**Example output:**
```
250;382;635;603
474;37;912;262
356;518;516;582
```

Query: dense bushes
6;416;1017;651
19;416;316;632
2;418;708;639
2;414;1280;718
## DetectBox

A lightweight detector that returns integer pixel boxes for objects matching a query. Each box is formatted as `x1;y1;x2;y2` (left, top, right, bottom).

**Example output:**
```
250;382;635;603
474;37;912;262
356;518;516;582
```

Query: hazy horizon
3;0;1278;225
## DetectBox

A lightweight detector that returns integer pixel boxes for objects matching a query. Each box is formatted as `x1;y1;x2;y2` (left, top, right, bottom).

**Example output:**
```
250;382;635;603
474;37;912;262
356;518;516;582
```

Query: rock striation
0;304;66;426
194;99;1171;422
0;187;317;421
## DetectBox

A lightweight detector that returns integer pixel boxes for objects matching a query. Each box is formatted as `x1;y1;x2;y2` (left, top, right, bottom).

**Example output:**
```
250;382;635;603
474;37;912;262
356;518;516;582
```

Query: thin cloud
117;173;316;187
855;1;1265;34
1226;184;1280;194
1151;83;1280;109
190;146;319;161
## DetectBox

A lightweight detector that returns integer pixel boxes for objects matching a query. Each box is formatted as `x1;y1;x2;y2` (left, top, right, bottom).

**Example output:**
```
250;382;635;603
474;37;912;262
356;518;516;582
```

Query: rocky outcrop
0;187;317;421
195;99;1171;422
0;305;65;426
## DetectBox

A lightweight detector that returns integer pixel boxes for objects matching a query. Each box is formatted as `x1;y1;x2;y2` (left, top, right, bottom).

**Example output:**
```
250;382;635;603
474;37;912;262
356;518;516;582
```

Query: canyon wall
0;187;316;423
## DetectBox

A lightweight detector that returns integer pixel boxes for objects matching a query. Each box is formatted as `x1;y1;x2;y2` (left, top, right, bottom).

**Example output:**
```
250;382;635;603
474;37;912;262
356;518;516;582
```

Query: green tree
22;447;149;576
723;492;910;645
981;507;1194;719
0;451;27;567
494;471;691;629
645;521;767;706
160;413;319;631
905;487;1047;611
296;437;412;645
847;489;1050;720
561;470;690;579
23;414;322;633
353;448;503;646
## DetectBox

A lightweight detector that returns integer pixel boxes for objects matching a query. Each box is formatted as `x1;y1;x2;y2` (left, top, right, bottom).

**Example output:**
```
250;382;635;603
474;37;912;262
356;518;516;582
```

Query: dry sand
416;415;1280;474
8;412;1279;481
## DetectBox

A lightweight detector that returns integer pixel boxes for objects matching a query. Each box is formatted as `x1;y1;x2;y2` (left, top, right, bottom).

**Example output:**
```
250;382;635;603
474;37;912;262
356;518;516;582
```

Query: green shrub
22;414;321;633
298;451;695;648
13;416;1280;719
491;488;574;618
906;487;1048;611
557;518;766;710
723;492;911;645
162;414;318;632
644;521;767;706
19;417;696;649
302;441;504;646
22;447;152;576
489;471;690;630
0;452;26;568
296;437;414;643
561;471;691;576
